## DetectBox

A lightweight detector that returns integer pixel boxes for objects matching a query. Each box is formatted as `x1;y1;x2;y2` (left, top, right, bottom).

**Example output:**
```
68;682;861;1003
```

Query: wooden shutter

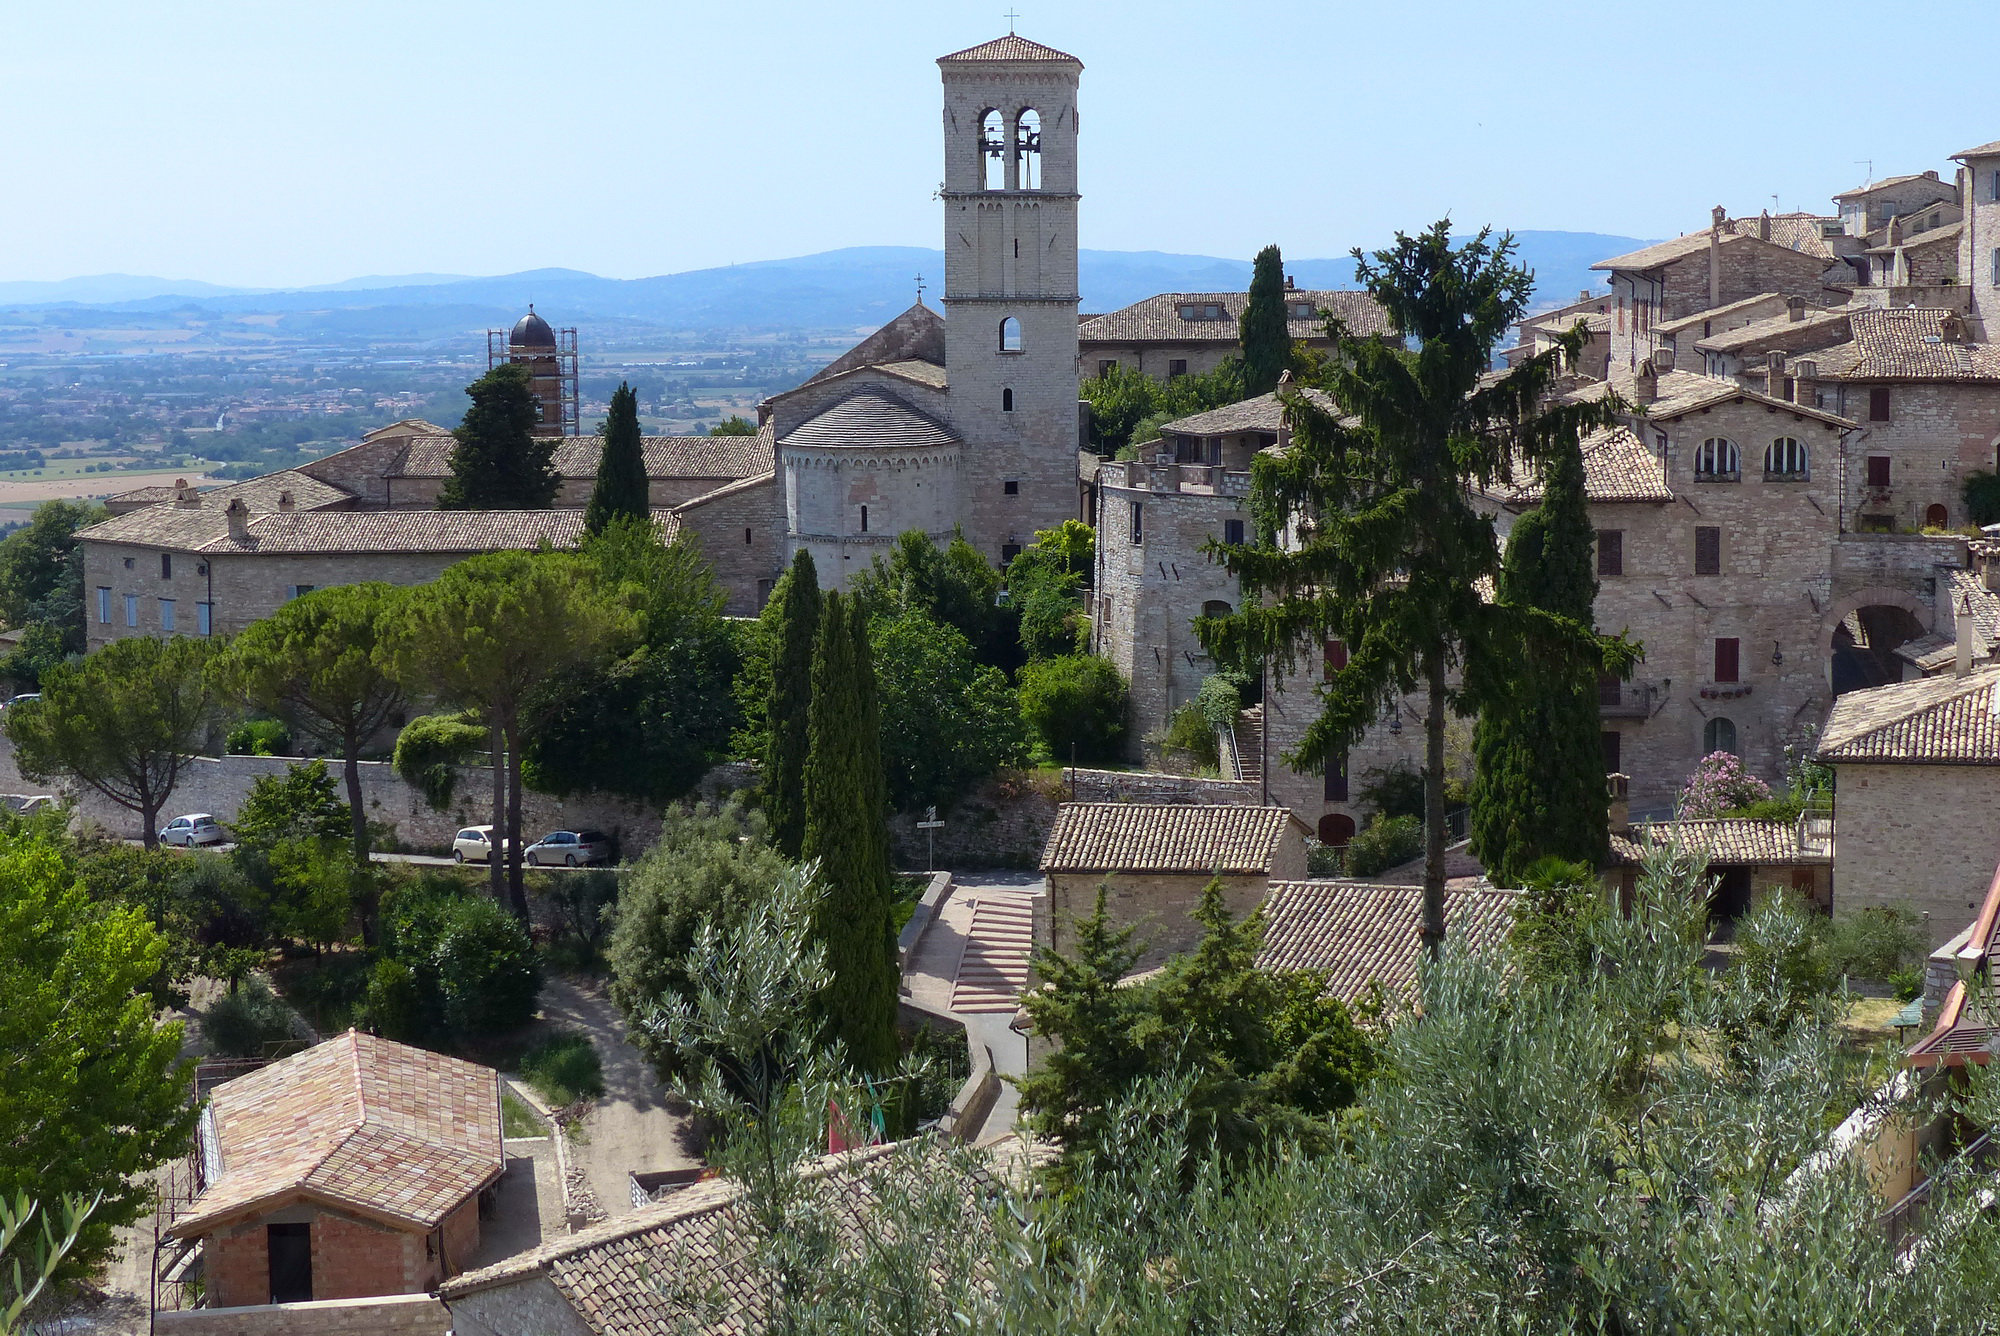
1714;637;1740;683
1695;526;1721;575
1867;455;1891;487
1869;387;1892;421
1322;638;1348;679
1597;529;1623;576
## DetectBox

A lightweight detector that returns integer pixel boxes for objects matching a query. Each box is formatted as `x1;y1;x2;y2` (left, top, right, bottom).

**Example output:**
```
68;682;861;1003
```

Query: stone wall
1829;760;2000;948
1049;869;1271;969
157;1294;449;1336
673;473;783;614
1825;380;2000;530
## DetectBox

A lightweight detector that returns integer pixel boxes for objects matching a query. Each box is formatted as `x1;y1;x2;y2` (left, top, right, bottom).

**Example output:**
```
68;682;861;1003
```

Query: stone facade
672;472;783;615
1047;868;1276;969
156;1294;449;1336
1824;760;2000;946
1822;378;2000;531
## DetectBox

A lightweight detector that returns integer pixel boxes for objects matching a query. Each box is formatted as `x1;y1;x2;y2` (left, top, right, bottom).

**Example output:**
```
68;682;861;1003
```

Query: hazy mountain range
0;232;1646;342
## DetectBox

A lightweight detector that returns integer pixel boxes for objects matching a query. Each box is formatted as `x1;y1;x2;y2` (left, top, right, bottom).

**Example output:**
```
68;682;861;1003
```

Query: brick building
170;1031;502;1309
1039;801;1307;967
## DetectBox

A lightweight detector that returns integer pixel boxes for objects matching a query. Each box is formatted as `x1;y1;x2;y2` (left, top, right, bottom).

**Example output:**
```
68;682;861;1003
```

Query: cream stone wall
1828;761;2000;947
1824;380;2000;530
1048;869;1273;969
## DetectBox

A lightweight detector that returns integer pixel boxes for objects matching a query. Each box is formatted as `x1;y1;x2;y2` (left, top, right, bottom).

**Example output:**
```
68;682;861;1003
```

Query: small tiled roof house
170;1030;503;1309
1039;802;1308;968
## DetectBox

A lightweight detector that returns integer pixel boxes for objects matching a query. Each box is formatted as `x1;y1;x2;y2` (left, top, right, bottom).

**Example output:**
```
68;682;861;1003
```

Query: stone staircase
1228;705;1265;787
950;892;1037;1014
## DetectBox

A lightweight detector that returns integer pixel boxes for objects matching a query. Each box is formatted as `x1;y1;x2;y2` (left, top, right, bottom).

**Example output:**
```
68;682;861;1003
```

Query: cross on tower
1004;7;1021;32
915;273;926;304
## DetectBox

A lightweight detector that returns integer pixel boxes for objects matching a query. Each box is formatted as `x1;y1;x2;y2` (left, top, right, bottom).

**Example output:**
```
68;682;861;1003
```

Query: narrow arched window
859;505;869;533
980;109;1006;190
1764;437;1808;477
1002;388;1014;412
1704;716;1738;756
1014;108;1042;190
1695;437;1740;480
999;317;1022;353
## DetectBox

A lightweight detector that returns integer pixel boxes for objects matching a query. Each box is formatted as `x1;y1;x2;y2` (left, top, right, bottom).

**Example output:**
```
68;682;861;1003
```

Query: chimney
172;478;198;508
1942;312;1966;343
1958;597;1977;678
1606;772;1631;836
1925;169;1940;181
1652;344;1677;372
1709;206;1727;306
1284;274;1295;291
1787;296;1807;322
224;497;250;542
1886;215;1903;245
1765;351;1787;398
1793;358;1816;406
278;490;295;513
1759;209;1772;241
1632;358;1659;405
1984;548;2000;594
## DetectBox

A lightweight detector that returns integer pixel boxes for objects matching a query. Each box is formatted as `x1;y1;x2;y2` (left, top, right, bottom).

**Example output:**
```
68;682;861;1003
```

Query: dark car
524;829;615;867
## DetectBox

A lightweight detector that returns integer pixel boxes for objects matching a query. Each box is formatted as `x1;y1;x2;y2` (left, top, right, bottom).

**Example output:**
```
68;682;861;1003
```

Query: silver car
524;829;615;867
160;813;226;847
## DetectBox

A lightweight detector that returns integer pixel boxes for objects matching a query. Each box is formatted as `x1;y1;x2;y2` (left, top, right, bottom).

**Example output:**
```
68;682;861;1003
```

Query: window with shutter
1601;730;1621;774
1714;637;1740;683
1324;753;1348;802
1869;387;1892;421
1323;638;1348;679
1596;529;1623;576
1694;526;1721;575
1867;455;1891;487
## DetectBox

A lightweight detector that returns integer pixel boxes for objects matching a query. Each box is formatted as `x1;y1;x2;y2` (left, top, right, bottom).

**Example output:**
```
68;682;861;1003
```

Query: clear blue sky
3;0;1992;287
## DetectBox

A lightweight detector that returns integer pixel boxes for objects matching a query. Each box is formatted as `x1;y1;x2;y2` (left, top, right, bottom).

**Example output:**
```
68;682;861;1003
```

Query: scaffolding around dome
486;305;579;438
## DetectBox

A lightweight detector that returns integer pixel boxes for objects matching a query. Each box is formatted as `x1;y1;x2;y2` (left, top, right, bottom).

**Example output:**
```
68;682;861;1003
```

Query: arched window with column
1013;108;1042;189
1695;437;1740;480
999;317;1022;353
979;109;1006;190
1764;437;1808;478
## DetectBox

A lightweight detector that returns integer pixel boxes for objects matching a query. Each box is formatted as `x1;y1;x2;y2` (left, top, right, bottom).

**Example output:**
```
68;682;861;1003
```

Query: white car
452;826;511;864
160;814;226;847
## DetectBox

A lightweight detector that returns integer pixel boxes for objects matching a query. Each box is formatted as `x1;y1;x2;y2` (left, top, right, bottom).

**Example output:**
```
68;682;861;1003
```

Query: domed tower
487;305;579;437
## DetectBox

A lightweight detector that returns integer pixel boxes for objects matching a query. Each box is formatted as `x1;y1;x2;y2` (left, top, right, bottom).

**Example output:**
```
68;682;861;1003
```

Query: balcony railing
1599;680;1658;718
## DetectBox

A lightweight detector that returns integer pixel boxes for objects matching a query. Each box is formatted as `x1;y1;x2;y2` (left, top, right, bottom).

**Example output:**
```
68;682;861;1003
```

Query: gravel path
538;976;701;1219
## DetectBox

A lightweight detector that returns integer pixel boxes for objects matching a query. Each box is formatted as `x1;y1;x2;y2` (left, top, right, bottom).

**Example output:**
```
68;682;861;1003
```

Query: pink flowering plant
1677;751;1773;818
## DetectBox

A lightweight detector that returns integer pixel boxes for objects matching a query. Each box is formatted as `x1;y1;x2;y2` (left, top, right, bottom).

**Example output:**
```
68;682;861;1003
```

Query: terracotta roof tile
1158;387;1335;436
1832;171;1955;200
1823;308;2000;382
1653;293;1790;336
780;388;959;452
390;428;774;481
1040;802;1297;875
1257;881;1520;1003
172;1031;500;1236
1610;817;1827;867
1818;669;2000;765
1693;308;1852;353
1079;291;1391;345
938;34;1081;62
1497;425;1673;505
80;506;625;555
1954;140;2000;160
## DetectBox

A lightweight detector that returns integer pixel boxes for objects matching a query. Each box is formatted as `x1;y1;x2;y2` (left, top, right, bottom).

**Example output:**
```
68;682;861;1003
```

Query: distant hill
0;233;1647;342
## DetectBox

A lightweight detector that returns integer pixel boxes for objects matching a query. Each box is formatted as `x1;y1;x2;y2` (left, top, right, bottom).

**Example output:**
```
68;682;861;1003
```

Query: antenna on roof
1004;6;1021;32
1854;160;1872;187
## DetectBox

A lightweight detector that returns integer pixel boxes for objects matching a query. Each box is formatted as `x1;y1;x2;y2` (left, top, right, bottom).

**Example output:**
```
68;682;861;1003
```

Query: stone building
1606;816;1832;920
169;1031;502;1309
1818;665;2000;946
1078;286;1391;382
1039;801;1307;967
79;503;599;647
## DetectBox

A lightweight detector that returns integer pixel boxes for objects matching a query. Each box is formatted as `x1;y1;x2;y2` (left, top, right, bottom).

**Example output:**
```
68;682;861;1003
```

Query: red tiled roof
1040;803;1298;875
1258;881;1520;1004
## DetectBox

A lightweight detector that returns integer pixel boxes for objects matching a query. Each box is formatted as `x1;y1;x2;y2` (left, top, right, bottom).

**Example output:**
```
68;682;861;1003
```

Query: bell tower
937;34;1082;563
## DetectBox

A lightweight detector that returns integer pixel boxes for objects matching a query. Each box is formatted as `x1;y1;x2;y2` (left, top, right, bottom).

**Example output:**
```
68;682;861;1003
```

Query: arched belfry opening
980;109;1007;190
1014;108;1042;190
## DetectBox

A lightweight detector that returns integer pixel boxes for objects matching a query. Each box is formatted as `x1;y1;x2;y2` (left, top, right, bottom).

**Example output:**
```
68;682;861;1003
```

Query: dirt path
538;976;701;1219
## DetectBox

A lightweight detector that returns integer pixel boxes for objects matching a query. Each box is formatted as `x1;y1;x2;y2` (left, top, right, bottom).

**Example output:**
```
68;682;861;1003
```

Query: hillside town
18;23;2000;1336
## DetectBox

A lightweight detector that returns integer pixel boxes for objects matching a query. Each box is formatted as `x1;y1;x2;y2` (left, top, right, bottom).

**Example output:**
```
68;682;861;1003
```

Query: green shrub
393;712;487;811
362;957;425;1043
1826;904;1924;982
1155;701;1219;773
1890;967;1924;1003
1345;814;1423;878
1357;762;1425;823
1196;672;1246;734
1018;654;1127;765
1964;468;2000;527
200;976;296;1058
1306;842;1344;878
226;717;291;757
535;868;619;972
378;876;542;1042
520;1030;605;1106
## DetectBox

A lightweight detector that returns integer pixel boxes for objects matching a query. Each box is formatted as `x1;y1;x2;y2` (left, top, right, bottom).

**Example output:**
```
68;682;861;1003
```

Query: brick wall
311;1211;424;1300
1826;381;2000;530
1830;760;2000;947
157;1293;449;1336
206;1223;268;1309
438;1197;481;1279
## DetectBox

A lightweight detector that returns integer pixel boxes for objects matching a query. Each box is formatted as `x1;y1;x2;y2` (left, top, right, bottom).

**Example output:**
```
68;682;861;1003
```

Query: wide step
951;893;1037;1014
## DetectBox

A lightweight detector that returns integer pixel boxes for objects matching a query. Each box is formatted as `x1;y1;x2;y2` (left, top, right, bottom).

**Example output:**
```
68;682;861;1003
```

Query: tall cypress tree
584;382;649;534
439;361;561;510
1239;244;1292;396
764;549;820;861
1470;430;1614;885
802;591;898;1075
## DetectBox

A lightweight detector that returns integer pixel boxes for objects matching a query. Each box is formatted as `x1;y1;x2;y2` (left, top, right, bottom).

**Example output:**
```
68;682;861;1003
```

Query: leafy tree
854;530;1017;671
227;760;360;950
1007;521;1095;662
1018;654;1127;764
710;415;757;437
1200;222;1627;954
1964;468;2000;526
369;875;540;1042
0;498;102;660
438;361;560;510
1506;855;1605;983
383;552;634;917
802;592;897;1075
606;802;797;1085
233;760;349;848
1079;360;1249;454
870;607;1027;812
0;1192;98;1335
1019;881;1374;1179
213;582;409;867
1471;424;1619;885
584;382;649;535
1238;244;1292;395
6;636;215;849
760;550;820;860
392;711;487;810
525;520;738;803
0;833;196;1276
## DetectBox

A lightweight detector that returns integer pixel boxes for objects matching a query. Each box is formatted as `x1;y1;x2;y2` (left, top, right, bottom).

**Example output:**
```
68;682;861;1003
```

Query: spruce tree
1239;244;1292;396
802;591;898;1074
584;382;649;534
764;550;820;861
1470;432;1614;885
439;362;561;510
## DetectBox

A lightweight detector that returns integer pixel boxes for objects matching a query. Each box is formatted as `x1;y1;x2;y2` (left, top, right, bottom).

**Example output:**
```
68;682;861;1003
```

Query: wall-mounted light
1771;641;1784;667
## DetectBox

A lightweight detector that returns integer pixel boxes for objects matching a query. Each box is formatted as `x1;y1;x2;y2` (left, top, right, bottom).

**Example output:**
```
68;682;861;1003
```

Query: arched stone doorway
1317;813;1356;847
1831;603;1926;695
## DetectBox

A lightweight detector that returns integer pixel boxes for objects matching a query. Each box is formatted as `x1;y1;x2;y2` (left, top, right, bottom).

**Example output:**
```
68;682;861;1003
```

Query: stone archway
1822;586;1930;696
